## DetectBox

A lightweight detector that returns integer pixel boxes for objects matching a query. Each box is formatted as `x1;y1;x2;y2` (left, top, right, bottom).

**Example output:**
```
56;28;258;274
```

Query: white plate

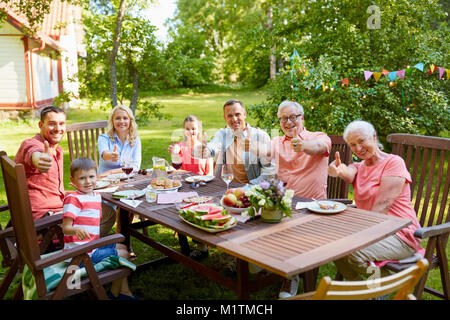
307;201;347;214
94;180;110;189
112;189;146;199
106;172;136;180
166;166;175;173
185;175;215;183
150;185;182;193
178;214;237;233
220;198;251;214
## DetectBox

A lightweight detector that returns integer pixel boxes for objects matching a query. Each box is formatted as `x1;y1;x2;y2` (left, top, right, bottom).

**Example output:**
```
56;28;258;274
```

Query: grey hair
343;120;384;150
277;100;304;117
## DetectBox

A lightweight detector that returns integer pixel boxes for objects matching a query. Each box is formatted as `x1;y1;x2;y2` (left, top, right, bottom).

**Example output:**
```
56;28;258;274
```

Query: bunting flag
438;67;445;79
388;71;397;81
341;78;349;86
382;69;390;76
447;69;450;80
373;72;382;82
414;63;424;71
397;69;405;79
364;71;373;81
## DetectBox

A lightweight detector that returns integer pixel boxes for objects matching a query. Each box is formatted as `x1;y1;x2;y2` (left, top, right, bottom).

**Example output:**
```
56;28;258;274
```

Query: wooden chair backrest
0;152;42;277
327;135;353;199
313;258;429;300
387;134;450;228
66;121;107;165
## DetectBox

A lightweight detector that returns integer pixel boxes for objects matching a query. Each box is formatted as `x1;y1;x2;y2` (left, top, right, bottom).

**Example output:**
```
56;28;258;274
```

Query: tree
247;0;449;140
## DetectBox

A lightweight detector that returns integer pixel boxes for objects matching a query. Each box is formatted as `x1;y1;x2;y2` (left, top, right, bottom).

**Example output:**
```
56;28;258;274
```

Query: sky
143;0;178;43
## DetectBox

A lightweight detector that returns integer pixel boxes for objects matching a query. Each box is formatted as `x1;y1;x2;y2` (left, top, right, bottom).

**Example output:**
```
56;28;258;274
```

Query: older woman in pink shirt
328;120;421;281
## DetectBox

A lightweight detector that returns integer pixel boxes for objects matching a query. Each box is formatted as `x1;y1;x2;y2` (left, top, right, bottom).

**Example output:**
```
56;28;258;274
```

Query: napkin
96;186;119;193
295;201;314;210
120;199;143;208
234;215;251;223
157;192;198;204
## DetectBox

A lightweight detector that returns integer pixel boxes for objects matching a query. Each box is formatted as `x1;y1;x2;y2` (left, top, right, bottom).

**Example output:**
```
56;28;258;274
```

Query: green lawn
0;88;447;300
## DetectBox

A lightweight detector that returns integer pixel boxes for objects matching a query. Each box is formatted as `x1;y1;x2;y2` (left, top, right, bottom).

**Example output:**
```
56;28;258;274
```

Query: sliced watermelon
198;212;229;221
209;218;236;229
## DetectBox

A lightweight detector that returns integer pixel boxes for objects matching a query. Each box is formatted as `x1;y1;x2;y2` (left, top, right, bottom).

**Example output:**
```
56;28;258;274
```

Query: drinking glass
121;158;133;182
221;164;234;190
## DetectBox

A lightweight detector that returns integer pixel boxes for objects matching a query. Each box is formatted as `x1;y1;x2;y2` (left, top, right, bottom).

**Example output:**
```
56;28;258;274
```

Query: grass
0;87;447;300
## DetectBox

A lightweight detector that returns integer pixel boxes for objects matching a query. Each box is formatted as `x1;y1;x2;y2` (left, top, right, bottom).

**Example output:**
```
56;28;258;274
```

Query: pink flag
438;67;445;79
364;71;373;81
397;69;405;80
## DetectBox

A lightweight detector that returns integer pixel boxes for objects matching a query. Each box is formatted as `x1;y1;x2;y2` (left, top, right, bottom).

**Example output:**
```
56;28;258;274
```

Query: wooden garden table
100;172;411;299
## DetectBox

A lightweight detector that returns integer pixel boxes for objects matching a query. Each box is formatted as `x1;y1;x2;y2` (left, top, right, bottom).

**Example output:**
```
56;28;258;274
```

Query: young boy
62;157;136;300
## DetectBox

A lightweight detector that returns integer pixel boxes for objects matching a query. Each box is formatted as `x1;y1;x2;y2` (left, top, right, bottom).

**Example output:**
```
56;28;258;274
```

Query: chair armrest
34;233;125;270
414;222;450;239
0;213;63;238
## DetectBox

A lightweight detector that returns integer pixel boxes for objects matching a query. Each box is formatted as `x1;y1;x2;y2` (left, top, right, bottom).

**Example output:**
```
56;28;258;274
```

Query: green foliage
247;0;450;140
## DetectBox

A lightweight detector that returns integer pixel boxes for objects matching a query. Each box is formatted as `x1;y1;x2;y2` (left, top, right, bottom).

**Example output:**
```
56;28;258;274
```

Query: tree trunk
109;0;127;108
267;6;276;80
129;67;139;115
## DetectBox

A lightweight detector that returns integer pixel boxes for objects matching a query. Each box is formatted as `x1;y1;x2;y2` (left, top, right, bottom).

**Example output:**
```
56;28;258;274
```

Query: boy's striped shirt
63;191;102;252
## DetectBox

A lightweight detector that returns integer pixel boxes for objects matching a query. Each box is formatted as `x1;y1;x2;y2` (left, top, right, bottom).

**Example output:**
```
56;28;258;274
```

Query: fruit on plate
222;188;251;208
178;204;236;230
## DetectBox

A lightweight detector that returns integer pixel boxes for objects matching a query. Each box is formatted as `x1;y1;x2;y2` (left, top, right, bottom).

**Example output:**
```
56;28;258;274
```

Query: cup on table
145;188;157;203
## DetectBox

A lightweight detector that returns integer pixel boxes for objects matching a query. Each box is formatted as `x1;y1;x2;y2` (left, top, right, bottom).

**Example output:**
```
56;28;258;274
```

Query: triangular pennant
373;72;382;82
341;78;349;86
290;49;300;61
364;71;373;81
446;69;450;80
388;71;397;81
397;69;405;80
414;62;424;71
430;64;436;73
382;69;390;76
438;67;445;79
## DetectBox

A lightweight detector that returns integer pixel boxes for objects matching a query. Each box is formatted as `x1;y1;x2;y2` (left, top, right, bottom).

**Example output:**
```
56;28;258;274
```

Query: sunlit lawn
0;88;446;300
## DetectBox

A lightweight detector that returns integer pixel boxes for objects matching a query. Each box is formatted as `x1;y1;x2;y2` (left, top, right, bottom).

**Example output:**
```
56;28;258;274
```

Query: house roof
0;0;85;55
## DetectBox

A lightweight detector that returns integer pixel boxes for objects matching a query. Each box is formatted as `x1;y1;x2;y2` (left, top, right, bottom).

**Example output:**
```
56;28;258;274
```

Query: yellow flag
373;72;382;82
447;69;450;80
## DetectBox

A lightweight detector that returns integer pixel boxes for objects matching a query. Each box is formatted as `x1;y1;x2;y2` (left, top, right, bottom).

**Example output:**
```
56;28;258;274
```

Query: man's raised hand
32;140;53;173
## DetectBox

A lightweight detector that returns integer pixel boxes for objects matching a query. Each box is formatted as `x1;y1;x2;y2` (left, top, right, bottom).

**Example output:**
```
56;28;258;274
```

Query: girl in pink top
328;120;421;281
168;115;213;176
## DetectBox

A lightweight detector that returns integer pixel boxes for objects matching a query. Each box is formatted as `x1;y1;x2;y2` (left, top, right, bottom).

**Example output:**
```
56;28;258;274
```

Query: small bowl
220;198;251;214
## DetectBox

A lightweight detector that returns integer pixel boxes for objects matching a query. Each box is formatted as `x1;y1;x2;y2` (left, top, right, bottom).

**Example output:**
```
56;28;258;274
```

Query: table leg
303;267;319;292
236;258;250;299
178;234;191;256
117;208;131;249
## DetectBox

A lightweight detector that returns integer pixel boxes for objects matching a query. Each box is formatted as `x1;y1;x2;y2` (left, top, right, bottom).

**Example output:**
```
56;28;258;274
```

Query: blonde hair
106;105;138;146
183;115;202;142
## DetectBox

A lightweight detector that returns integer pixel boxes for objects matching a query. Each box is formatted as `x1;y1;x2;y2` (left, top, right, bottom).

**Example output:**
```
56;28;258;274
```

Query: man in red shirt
14;106;66;220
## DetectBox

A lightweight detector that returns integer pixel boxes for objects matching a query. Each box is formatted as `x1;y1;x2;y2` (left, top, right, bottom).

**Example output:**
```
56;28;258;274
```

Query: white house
0;0;85;111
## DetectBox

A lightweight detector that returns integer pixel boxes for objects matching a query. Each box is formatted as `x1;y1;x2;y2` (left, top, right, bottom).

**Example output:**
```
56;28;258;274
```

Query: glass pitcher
152;157;167;178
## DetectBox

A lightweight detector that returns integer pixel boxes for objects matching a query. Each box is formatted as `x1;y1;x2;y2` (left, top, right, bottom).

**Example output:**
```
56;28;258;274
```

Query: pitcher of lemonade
152;156;167;178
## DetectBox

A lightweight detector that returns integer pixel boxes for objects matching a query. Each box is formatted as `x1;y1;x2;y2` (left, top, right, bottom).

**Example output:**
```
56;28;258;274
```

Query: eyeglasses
278;114;302;123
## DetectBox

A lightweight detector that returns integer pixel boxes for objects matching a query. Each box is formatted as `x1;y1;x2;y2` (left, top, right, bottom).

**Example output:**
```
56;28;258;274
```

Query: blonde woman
97;105;141;259
98;105;141;174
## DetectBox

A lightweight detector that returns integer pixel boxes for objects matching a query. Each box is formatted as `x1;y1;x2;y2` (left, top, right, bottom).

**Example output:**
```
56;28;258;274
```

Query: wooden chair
0;151;130;300
385;133;450;300
282;259;429;300
66;120;107;165
327;135;353;204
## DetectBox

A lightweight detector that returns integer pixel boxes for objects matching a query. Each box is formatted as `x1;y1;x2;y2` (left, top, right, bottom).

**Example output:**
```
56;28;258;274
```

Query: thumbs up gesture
32;141;53;173
110;144;120;162
328;151;346;177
